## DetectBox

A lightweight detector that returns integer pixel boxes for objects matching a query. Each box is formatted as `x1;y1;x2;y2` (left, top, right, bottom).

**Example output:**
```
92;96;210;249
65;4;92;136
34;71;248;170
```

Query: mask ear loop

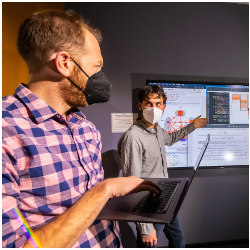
67;77;86;94
70;57;90;78
67;57;89;97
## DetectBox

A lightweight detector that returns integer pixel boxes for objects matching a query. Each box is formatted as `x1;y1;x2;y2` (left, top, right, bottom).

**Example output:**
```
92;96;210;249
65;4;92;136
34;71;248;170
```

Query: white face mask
142;107;163;124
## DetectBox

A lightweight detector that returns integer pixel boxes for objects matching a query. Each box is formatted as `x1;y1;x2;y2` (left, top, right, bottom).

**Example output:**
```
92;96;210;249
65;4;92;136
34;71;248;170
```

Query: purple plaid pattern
2;84;121;248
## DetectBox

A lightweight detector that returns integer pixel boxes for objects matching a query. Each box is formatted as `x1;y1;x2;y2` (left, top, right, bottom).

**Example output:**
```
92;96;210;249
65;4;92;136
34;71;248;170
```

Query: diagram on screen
148;82;249;168
164;110;194;140
157;87;206;167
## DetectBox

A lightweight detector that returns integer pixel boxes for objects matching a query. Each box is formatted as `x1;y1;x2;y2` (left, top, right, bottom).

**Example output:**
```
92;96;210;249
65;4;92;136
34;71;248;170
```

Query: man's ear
54;52;72;77
138;102;142;111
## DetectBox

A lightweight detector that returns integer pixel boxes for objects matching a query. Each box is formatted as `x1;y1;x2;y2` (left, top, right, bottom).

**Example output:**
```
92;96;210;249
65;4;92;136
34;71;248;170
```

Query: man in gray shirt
118;85;208;248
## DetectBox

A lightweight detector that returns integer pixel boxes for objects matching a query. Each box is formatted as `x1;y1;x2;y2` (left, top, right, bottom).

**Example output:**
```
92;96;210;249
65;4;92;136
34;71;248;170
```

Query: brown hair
138;85;167;104
17;9;102;73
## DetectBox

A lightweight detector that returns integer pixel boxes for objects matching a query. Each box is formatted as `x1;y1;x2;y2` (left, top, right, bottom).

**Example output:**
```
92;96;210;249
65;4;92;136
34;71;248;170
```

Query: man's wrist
101;179;115;199
190;122;196;129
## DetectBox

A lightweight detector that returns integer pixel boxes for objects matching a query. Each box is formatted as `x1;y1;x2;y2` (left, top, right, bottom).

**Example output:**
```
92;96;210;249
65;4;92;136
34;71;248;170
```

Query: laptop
97;134;210;224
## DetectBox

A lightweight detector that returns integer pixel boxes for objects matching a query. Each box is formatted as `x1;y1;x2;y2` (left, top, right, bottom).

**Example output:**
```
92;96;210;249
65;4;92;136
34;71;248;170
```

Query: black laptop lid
189;134;210;185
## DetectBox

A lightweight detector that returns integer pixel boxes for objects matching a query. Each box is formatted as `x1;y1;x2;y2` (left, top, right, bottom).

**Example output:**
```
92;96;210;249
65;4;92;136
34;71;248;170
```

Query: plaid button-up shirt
2;84;121;248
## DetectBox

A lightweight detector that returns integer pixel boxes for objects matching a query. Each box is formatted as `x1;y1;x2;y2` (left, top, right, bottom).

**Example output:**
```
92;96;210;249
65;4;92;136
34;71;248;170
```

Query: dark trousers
136;216;185;248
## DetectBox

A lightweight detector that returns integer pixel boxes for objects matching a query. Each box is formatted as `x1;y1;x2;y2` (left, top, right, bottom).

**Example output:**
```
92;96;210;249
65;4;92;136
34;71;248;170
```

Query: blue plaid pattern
2;84;121;248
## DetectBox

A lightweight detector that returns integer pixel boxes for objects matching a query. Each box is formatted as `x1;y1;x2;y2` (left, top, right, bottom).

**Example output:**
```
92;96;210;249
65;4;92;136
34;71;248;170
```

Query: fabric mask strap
67;57;89;96
70;57;90;79
67;77;87;96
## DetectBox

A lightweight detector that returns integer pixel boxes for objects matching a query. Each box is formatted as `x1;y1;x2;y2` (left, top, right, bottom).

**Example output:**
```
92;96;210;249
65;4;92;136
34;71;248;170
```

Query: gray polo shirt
118;119;195;235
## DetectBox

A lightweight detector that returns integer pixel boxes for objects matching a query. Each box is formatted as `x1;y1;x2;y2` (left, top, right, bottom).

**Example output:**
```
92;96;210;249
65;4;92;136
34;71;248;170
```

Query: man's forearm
23;180;111;248
22;176;161;248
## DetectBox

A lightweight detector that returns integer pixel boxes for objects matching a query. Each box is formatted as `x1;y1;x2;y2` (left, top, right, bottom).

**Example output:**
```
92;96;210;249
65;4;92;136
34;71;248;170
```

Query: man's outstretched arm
23;176;161;248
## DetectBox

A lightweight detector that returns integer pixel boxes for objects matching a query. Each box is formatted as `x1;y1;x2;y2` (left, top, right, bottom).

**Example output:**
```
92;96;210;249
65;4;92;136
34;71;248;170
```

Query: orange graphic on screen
165;110;194;141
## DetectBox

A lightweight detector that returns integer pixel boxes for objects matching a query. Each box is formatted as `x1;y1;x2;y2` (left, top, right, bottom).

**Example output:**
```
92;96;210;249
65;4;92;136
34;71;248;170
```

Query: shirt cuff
136;222;155;236
188;122;196;132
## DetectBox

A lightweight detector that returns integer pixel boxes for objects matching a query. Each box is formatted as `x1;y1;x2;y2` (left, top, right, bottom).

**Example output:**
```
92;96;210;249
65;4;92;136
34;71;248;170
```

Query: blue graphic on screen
147;81;249;168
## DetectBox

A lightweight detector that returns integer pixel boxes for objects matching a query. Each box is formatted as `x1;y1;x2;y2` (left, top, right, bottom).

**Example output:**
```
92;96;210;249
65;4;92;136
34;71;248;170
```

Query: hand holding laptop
98;134;210;223
104;176;162;198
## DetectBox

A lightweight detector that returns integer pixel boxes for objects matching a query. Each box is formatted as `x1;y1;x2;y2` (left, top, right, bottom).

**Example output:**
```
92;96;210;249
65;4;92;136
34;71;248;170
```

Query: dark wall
65;2;249;246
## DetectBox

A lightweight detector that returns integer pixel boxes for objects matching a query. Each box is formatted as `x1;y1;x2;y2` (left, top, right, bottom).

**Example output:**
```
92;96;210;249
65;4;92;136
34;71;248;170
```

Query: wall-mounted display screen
146;80;249;168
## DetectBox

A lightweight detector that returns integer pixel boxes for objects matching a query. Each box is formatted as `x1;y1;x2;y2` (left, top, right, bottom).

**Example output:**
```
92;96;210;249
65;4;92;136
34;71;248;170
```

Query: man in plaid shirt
2;9;161;248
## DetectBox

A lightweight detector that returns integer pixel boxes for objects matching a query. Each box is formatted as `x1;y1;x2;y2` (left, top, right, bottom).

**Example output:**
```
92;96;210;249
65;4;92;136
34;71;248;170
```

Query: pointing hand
193;115;209;128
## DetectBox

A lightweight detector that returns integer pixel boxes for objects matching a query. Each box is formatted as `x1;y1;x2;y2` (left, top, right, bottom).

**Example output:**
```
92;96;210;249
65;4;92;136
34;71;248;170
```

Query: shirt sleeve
161;122;195;146
136;222;155;237
119;133;155;237
120;133;142;177
2;143;29;248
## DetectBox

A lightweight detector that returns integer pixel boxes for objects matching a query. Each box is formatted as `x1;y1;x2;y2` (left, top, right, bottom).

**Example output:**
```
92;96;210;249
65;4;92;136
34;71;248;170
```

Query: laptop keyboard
133;180;180;214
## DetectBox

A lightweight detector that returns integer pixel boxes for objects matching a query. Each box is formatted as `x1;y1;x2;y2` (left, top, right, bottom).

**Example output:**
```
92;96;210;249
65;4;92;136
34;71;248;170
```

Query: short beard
59;65;88;108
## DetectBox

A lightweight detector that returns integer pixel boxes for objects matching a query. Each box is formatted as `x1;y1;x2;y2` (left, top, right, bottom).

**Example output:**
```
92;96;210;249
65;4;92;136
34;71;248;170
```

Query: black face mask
68;57;112;105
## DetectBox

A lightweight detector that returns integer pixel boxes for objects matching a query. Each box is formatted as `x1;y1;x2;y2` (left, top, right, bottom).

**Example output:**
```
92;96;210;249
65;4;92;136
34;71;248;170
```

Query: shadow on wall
102;150;122;179
119;222;137;248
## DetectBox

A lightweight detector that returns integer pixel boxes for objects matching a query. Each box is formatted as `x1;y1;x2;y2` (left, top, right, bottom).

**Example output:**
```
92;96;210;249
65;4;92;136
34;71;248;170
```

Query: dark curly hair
138;85;167;104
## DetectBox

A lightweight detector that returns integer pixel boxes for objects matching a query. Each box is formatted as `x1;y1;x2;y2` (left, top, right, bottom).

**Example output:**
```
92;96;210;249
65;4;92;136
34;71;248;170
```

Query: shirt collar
14;83;83;124
136;119;157;134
